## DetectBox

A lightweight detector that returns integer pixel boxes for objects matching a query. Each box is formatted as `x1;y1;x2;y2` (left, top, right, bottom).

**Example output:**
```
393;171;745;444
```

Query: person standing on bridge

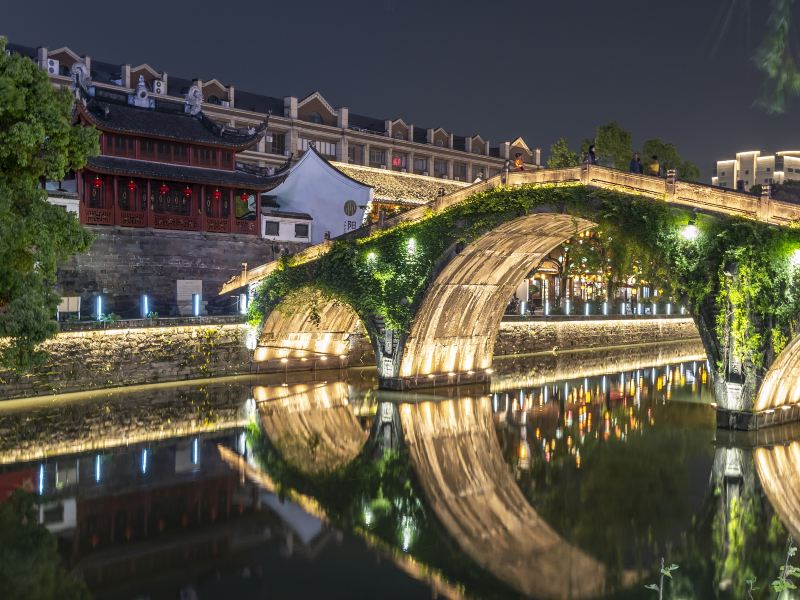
583;144;597;165
648;155;661;176
629;153;643;174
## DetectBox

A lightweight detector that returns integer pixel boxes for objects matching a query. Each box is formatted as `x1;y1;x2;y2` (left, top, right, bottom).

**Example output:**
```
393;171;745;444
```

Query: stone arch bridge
221;165;800;429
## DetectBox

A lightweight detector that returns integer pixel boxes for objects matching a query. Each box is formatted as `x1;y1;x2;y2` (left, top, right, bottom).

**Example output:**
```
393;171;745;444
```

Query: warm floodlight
681;224;699;241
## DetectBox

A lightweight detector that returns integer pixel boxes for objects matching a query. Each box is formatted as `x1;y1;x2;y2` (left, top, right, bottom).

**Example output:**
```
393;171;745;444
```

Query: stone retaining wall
0;323;252;400
0;317;701;401
494;317;700;356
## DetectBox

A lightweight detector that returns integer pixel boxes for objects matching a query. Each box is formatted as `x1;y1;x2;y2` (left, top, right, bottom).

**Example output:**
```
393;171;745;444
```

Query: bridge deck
220;165;799;295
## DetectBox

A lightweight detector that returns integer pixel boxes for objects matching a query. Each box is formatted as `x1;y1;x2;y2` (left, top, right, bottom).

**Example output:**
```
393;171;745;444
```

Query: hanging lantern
212;188;222;201
183;185;193;198
240;191;249;202
92;175;102;189
127;180;137;192
159;183;169;195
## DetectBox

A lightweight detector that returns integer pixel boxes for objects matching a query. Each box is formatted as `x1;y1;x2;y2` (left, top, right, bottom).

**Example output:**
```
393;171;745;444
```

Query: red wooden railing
85;208;114;225
119;210;147;227
235;219;258;235
153;214;200;231
207;217;230;233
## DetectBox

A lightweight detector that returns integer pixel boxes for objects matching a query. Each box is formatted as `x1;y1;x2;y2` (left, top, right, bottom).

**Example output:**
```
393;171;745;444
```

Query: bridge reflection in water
11;345;800;597
398;396;621;598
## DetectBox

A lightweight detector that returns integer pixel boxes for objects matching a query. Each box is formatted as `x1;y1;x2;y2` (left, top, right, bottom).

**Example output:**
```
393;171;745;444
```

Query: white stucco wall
267;149;372;245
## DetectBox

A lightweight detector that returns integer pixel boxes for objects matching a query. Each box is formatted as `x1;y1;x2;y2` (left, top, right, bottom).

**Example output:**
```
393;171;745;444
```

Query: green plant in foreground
772;536;800;594
645;558;678;599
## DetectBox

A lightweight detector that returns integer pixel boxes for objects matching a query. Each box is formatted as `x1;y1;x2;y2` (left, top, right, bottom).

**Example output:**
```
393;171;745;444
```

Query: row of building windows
298;138;337;157
102;134;233;168
264;220;309;238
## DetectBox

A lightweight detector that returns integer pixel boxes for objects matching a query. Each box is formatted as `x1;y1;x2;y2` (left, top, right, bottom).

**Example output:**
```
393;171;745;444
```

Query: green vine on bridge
249;183;800;374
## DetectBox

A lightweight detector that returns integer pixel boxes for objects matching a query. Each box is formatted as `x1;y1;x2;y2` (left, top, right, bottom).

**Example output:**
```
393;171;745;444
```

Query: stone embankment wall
0;316;700;402
493;317;700;356
0;320;253;400
57;227;307;318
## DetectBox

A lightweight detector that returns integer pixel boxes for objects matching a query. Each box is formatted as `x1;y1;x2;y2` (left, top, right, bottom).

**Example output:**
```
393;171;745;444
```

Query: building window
295;223;309;238
264;220;280;236
308;112;324;124
140;140;155;160
472;145;484;155
369;148;386;167
221;150;232;167
413;157;428;174
271;133;286;155
434;159;448;178
473;165;485;179
174;144;189;164
299;138;336;157
453;162;467;181
766;167;771;172
391;153;408;171
348;144;364;164
744;169;750;174
721;171;726;176
157;142;172;162
196;147;216;167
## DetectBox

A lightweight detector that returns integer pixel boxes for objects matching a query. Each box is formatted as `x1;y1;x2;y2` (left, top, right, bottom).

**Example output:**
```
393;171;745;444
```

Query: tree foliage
0;490;90;599
546;137;580;168
756;0;800;113
0;37;98;370
642;138;700;182
594;121;633;170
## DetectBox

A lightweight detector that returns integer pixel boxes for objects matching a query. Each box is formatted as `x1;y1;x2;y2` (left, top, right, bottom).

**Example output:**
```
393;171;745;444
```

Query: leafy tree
756;0;800;113
0;37;98;370
594;121;633;170
642;138;701;181
546;137;579;168
0;490;90;599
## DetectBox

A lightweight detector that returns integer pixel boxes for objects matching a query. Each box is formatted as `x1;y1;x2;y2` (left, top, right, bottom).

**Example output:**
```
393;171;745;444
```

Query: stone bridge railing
220;165;800;295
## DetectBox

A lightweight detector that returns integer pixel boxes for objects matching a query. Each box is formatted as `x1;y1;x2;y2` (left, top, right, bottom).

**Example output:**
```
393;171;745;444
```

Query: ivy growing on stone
250;183;800;385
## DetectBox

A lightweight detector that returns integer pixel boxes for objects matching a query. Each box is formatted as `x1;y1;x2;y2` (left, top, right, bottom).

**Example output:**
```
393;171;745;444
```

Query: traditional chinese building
74;74;286;237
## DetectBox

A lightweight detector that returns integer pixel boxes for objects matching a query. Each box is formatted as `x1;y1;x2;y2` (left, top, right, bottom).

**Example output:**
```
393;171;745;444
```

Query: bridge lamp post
666;302;672;315
603;301;608;316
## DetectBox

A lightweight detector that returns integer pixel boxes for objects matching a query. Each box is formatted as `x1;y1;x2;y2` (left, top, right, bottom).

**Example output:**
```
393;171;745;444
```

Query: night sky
3;0;798;177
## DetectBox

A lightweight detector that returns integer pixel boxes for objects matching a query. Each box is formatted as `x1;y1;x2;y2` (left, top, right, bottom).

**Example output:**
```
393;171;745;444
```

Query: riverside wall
0;316;701;401
493;317;700;356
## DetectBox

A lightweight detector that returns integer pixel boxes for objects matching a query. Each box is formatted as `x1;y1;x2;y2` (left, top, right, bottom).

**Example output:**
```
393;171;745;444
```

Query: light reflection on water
0;347;799;599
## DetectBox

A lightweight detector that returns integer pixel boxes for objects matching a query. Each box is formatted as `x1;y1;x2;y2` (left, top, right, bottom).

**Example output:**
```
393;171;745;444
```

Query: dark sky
3;0;798;177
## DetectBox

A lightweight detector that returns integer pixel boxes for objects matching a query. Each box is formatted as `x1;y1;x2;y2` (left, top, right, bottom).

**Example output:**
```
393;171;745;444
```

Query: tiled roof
86;155;287;190
78;88;266;150
332;163;468;205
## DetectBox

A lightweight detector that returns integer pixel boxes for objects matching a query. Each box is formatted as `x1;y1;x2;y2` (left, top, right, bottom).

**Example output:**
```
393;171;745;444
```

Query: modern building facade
712;150;800;190
7;42;540;186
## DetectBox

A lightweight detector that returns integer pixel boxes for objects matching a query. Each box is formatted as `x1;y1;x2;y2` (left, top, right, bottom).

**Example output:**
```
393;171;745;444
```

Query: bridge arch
397;213;595;379
254;287;372;364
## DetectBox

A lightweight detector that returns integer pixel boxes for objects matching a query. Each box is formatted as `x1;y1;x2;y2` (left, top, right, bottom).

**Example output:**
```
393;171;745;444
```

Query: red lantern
240;191;249;202
92;175;102;189
212;188;222;201
183;186;193;198
159;183;169;195
127;180;136;192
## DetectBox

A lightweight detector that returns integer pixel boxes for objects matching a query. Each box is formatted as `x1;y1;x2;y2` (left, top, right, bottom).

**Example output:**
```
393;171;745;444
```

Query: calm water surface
0;344;797;599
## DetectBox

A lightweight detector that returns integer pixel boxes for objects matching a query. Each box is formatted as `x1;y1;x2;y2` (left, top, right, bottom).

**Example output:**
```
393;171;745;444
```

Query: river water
0;343;797;599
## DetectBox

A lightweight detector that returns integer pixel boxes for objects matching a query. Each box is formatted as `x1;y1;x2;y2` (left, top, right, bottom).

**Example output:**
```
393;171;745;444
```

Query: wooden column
199;186;207;232
227;189;235;233
112;176;120;226
146;180;154;228
78;172;85;225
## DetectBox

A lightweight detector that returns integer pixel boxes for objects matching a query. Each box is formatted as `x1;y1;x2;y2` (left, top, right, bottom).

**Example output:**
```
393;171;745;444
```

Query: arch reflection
398;395;627;599
253;382;369;475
